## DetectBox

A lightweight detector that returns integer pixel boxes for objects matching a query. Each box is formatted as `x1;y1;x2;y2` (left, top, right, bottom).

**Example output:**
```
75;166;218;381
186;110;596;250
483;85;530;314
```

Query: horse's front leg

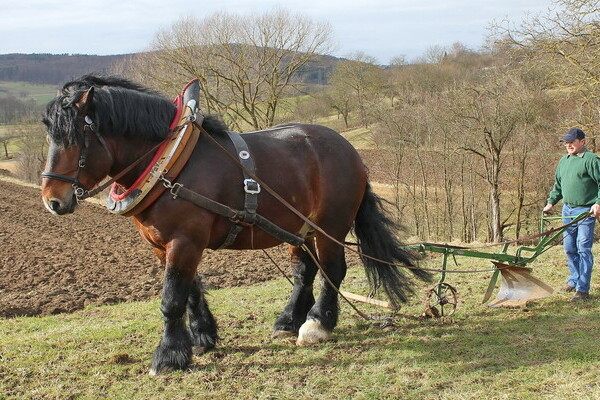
187;275;218;354
150;240;203;375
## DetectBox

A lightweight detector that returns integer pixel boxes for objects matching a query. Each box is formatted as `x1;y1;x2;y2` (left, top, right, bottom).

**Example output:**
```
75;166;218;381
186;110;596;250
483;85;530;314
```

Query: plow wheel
423;283;458;317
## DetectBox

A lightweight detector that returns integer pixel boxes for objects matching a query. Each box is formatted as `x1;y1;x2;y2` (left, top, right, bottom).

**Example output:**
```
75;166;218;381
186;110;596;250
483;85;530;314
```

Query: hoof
296;319;332;346
150;340;192;375
192;346;209;356
149;365;173;376
272;330;297;339
190;331;218;351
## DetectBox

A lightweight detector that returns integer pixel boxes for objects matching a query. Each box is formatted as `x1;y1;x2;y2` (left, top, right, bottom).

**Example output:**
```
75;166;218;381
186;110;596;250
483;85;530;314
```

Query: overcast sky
0;0;553;64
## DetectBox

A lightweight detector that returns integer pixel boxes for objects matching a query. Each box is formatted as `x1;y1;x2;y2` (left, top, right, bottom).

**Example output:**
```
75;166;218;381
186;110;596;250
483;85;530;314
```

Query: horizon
0;1;554;65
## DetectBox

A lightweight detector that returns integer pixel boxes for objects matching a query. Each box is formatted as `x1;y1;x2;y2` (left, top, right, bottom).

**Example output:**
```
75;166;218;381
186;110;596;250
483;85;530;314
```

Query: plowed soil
0;179;311;318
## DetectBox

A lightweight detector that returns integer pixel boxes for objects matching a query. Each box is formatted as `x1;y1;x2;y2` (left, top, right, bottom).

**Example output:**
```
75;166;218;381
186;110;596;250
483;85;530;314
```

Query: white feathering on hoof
149;367;170;376
296;319;332;346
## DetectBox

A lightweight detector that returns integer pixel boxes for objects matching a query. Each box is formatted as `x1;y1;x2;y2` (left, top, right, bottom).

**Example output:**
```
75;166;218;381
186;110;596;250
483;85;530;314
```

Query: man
544;127;600;301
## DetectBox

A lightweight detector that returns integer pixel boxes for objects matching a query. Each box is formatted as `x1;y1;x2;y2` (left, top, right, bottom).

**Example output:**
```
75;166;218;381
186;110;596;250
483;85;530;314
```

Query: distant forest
0;53;336;86
0;53;131;85
0;52;336;125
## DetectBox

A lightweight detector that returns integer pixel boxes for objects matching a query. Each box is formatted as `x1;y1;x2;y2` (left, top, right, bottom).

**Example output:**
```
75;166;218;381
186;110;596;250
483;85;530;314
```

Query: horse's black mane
42;73;228;146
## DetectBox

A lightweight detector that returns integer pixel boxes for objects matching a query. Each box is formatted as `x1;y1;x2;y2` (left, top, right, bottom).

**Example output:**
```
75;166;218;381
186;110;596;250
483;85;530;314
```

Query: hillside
0;52;340;86
0;53;131;85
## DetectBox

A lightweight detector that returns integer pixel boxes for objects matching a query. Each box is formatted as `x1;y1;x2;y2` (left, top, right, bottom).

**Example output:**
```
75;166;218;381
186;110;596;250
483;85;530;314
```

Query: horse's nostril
49;199;61;212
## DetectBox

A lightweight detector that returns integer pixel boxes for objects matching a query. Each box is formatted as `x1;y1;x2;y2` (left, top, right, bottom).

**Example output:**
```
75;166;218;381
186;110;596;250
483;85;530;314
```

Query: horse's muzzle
42;193;77;215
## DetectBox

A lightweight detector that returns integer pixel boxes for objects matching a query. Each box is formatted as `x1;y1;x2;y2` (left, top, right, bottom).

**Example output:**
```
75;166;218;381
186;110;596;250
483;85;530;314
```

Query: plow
342;211;590;317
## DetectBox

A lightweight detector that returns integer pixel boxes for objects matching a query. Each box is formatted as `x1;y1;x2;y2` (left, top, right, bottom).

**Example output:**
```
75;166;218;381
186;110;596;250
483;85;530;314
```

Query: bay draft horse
40;74;429;375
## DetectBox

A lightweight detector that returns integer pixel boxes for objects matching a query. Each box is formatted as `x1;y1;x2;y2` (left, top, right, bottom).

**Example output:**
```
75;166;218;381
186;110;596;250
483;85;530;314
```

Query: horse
40;74;430;375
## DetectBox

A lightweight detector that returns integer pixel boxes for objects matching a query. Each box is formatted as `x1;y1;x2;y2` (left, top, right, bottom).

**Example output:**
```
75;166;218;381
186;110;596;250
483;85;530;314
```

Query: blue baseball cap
560;127;585;142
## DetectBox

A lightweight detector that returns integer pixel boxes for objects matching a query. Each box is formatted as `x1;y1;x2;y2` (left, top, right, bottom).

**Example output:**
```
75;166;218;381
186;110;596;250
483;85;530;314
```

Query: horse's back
169;123;368;249
245;123;366;187
245;123;368;235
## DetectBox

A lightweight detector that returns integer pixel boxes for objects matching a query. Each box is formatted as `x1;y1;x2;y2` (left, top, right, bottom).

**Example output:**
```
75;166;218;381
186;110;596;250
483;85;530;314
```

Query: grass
0;81;57;105
341;127;376;149
1;244;600;399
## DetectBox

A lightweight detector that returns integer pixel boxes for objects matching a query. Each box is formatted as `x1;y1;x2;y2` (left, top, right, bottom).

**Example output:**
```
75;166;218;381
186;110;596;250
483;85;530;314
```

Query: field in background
0;81;58;105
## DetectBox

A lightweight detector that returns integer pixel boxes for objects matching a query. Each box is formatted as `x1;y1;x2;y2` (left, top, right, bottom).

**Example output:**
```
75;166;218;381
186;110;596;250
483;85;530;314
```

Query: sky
0;0;553;64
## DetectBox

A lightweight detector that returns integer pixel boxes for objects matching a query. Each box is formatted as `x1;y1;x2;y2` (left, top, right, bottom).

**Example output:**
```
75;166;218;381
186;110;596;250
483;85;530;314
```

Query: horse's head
41;85;114;215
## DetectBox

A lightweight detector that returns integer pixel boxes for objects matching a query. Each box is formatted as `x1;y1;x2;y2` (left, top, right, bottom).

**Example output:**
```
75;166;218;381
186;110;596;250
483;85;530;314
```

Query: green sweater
547;148;600;207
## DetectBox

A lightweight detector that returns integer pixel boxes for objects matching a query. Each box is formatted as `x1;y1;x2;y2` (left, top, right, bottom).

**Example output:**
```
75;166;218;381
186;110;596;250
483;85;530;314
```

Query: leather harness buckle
244;178;261;194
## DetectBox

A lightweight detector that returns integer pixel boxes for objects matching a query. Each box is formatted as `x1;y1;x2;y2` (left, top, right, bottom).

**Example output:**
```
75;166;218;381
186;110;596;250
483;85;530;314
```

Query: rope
261;249;293;286
194;121;591;275
300;244;374;321
262;245;392;322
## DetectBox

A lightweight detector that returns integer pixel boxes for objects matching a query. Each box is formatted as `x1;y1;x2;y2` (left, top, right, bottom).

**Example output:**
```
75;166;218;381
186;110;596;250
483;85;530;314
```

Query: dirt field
0;179;327;318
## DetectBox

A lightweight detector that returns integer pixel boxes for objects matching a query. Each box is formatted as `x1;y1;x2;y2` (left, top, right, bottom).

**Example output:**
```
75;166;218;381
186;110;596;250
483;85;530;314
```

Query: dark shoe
562;284;576;293
570;291;590;302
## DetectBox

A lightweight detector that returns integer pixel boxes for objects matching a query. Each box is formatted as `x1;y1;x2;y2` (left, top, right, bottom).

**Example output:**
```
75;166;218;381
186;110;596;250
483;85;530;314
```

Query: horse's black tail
353;182;431;308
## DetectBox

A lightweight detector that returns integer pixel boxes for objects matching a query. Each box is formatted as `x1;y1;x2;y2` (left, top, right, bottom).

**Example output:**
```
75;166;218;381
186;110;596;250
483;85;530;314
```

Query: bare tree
493;0;600;130
419;45;448;64
328;52;385;128
127;10;333;130
369;102;412;223
506;88;556;239
450;70;555;242
0;136;17;159
324;85;354;128
14;121;46;184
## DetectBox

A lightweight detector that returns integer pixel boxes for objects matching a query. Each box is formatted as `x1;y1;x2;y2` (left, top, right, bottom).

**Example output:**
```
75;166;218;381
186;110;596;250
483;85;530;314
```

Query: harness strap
168;183;304;247
220;221;245;250
218;131;261;249
226;131;260;216
40;172;79;184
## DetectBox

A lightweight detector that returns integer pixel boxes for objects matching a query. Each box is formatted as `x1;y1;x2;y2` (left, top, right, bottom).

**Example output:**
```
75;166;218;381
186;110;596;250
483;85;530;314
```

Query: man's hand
591;204;600;217
543;203;554;214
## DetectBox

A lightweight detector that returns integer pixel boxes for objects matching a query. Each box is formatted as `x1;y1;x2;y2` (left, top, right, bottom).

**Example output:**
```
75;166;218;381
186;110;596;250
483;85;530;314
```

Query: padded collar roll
106;79;201;216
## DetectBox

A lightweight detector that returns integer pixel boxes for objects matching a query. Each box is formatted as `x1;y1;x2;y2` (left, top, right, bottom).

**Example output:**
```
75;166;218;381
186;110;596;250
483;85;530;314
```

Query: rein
192;120;589;275
80;135;173;200
42;116;175;201
41;111;588;275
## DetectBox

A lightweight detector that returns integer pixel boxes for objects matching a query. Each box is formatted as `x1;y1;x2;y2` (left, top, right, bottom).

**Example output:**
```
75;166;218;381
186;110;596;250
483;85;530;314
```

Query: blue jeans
562;204;596;293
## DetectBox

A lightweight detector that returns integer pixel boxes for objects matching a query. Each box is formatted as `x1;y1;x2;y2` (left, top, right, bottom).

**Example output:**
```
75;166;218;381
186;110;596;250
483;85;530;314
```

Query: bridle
41;113;176;202
41;115;114;201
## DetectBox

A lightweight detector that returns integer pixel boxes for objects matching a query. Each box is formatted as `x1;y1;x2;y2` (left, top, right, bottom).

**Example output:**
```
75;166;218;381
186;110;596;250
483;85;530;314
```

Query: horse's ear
75;87;94;111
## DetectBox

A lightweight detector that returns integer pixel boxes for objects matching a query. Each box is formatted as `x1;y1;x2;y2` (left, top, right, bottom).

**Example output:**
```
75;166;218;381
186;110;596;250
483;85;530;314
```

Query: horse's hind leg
187;276;218;354
297;235;347;346
273;239;318;337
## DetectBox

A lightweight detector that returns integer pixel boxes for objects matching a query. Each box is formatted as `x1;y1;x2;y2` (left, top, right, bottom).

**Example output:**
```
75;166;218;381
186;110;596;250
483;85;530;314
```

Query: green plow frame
409;211;590;315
